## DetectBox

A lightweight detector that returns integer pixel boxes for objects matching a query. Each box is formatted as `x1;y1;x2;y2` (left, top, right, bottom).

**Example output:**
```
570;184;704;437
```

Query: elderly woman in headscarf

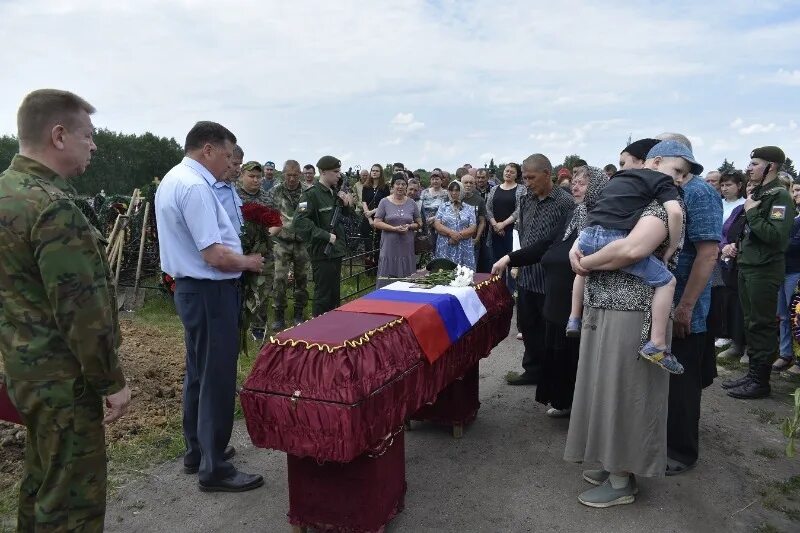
433;180;478;269
492;167;605;418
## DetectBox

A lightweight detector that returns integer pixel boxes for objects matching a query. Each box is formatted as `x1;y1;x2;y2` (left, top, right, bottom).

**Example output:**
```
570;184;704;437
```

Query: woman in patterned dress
433;180;477;269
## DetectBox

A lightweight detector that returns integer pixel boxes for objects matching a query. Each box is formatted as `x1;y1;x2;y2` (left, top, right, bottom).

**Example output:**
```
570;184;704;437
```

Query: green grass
750;407;778;425
754;447;780;459
761;475;800;522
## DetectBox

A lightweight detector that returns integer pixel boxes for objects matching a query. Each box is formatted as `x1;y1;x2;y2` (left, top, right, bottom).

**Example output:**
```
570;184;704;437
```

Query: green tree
563;154;583;170
0;129;183;195
718;158;736;172
0;135;17;168
782;157;797;179
488;158;497;176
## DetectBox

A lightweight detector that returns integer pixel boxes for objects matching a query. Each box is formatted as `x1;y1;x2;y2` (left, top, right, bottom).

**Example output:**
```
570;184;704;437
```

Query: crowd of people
2;88;799;531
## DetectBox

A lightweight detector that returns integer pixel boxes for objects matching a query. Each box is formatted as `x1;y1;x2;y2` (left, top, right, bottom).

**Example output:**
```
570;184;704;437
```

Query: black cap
750;146;786;165
317;155;341;172
622;138;661;162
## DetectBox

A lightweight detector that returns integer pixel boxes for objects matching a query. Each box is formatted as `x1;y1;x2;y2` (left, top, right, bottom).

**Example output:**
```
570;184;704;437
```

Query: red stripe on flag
338;299;451;363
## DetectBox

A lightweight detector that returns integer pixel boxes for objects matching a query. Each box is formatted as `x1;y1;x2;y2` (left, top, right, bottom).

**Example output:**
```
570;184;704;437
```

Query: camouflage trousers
272;239;310;319
245;256;275;331
7;377;106;532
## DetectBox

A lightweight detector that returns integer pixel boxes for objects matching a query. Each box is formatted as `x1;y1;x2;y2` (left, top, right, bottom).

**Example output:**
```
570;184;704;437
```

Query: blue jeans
777;272;800;360
578;225;673;288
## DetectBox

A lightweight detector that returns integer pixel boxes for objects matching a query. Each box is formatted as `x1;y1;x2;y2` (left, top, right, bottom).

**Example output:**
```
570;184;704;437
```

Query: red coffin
0;379;23;425
240;274;513;463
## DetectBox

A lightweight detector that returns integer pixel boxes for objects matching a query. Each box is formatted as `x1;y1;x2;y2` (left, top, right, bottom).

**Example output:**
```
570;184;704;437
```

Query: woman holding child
562;139;691;507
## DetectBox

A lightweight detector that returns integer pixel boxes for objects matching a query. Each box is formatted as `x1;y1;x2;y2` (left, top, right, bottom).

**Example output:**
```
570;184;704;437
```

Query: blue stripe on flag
363;289;471;342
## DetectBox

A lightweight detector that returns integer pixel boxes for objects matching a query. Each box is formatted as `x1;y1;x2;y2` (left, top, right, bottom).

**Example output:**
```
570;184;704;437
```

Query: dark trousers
517;289;546;377
312;258;342;317
667;332;706;467
739;264;782;376
174;278;240;483
491;229;516;293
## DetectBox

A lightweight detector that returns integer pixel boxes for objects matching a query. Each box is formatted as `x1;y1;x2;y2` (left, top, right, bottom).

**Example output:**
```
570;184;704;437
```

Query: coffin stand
241;274;512;532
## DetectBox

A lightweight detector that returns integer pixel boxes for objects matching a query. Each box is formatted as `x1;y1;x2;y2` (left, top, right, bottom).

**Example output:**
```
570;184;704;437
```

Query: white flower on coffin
450;265;474;287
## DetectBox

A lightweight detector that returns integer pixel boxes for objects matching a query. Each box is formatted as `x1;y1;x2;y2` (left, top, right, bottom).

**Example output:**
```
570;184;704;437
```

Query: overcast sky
1;0;799;172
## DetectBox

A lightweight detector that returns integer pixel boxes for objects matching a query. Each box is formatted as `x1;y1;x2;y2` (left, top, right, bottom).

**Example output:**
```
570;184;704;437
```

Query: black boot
721;372;752;390
727;367;770;399
271;310;286;332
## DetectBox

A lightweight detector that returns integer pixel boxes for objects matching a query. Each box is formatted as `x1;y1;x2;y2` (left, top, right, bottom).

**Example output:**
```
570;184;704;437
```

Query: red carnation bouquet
240;202;282;352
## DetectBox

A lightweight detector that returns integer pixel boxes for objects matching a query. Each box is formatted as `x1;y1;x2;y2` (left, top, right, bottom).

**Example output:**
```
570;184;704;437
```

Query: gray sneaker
578;477;637;508
582;469;609;486
582;471;639;494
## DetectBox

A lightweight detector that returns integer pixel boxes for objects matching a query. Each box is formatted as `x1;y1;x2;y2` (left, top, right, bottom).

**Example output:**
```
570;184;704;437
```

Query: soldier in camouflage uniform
0;89;130;531
267;160;310;330
293;155;355;316
235;161;276;340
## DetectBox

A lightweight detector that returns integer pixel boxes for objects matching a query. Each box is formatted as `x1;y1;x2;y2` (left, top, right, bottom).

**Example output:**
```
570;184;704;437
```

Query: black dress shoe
184;445;236;474
199;471;264;493
721;374;752;390
665;458;696;477
727;380;770;399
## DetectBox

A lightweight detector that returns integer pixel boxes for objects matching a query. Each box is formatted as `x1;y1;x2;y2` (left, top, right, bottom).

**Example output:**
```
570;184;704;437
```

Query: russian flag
338;281;487;363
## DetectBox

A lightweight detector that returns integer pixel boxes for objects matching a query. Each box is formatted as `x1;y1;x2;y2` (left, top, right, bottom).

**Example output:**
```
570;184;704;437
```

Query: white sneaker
715;338;732;348
739;353;749;364
516;332;523;340
546;407;571;418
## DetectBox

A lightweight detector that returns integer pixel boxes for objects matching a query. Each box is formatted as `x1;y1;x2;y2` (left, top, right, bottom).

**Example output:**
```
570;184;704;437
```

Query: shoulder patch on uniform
770;205;787;220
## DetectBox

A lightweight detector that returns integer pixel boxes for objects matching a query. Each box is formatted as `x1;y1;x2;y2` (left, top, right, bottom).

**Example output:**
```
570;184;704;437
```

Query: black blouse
508;210;576;325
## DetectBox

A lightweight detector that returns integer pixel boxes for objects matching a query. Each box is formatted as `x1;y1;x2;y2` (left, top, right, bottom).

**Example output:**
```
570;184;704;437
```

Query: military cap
426;257;457;272
750;146;786;165
317;155;341;172
241;161;263;172
263;161;276;169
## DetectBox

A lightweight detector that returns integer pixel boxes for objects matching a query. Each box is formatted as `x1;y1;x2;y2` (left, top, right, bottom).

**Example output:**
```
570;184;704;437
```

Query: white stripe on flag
381;281;487;325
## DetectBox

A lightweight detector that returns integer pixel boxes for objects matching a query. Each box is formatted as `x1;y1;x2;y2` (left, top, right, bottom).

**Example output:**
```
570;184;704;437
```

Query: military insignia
298;201;307;211
770;205;786;220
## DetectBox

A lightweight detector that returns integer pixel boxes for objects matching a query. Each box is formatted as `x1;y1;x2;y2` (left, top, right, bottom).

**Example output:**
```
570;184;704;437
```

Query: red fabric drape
240;274;512;463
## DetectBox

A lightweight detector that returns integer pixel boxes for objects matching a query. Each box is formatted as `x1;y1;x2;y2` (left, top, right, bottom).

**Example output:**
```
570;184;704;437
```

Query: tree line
0;129;183;195
1;130;795;194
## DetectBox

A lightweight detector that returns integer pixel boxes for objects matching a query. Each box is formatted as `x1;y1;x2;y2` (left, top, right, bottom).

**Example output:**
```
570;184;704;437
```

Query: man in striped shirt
507;153;576;385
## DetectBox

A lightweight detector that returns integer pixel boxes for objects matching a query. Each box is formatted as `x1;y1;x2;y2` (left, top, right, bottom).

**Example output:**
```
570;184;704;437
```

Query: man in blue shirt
155;121;265;493
261;160;276;192
211;143;244;232
655;133;722;476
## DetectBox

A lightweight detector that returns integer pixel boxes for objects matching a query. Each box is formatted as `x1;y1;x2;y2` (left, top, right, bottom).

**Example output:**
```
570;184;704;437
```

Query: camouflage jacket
0;155;125;394
267;182;304;242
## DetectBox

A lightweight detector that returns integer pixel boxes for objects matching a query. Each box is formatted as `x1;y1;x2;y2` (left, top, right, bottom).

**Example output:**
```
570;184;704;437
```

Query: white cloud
391;112;425;133
0;0;797;172
773;68;800;86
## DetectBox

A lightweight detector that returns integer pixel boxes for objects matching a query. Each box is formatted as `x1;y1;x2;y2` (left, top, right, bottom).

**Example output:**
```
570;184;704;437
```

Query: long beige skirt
563;306;669;477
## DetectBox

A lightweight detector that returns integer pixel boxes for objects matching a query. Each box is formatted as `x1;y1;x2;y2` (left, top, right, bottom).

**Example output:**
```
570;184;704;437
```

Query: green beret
241;161;263;172
317;155;341;172
750;146;785;165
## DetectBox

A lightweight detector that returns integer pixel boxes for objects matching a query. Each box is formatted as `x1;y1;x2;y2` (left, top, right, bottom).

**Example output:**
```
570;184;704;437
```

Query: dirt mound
0;319;185;492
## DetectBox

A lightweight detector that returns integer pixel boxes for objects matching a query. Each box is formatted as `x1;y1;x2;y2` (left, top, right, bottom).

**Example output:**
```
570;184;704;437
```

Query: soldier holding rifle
293;155;354;316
